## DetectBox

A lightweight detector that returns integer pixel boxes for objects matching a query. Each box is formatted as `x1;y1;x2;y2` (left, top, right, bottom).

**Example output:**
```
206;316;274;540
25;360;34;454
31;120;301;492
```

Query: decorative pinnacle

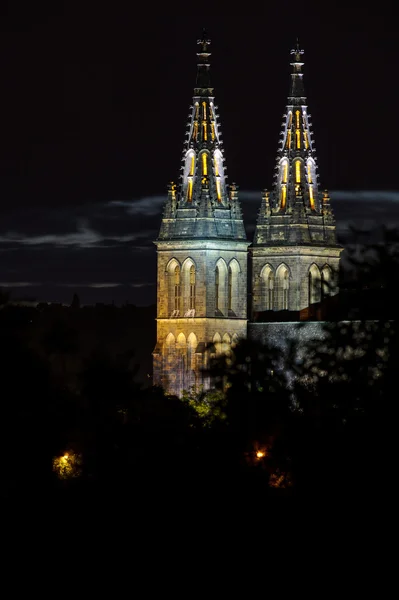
289;39;305;100
197;28;211;53
195;29;213;95
290;37;304;61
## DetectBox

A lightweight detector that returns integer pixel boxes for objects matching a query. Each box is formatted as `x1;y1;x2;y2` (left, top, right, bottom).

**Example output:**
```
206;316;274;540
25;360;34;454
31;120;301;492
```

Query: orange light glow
256;451;265;459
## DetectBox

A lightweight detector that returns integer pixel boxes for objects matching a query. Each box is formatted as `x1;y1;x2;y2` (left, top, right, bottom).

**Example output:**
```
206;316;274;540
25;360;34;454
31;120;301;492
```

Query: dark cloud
1;190;398;305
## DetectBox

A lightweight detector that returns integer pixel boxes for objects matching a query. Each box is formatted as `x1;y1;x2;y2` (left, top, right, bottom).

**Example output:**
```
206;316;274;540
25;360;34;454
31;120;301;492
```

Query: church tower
153;33;249;396
251;43;343;319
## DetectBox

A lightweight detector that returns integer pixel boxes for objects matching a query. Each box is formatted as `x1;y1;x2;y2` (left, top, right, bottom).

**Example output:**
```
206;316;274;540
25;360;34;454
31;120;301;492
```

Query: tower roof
158;33;246;242
254;43;338;248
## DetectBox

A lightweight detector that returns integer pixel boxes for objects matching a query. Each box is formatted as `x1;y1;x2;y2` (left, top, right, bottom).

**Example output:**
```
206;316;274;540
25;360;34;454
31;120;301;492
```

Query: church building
153;34;342;397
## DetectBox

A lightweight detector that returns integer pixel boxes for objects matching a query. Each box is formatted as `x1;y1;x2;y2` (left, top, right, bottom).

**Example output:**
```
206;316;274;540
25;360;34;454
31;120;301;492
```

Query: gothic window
174;265;181;313
280;186;287;210
211;123;216;140
187;332;198;372
308;264;321;305
194;102;199;119
202;101;207;120
213;332;222;356
295;110;300;129
296;129;301;149
187;178;193;201
309;186;315;210
189;265;196;310
189;153;195;176
283;270;289;310
281;160;288;184
286;130;292;149
202;153;208;176
165;333;176;359
321;265;333;298
261;265;274;310
215;266;220;310
304;131;309;149
307;161;313;183
203;122;207;140
228;266;232;311
276;264;289;310
227;259;240;315
214;157;219;176
295;160;301;183
193;121;198;140
215;259;228;314
216;179;222;201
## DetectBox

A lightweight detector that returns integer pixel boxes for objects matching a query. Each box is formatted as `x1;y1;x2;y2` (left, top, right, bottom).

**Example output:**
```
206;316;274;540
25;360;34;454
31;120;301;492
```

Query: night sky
0;3;398;305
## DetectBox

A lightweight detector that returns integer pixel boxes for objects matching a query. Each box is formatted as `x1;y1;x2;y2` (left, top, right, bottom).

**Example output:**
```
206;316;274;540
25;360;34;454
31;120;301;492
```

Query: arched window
295;160;301;183
183;151;195;202
190;265;196;310
276;264;289;310
189;153;195;176
215;266;220;311
216;179;222;201
295;110;300;129
202;122;207;140
187;332;198;372
261;265;274;310
167;259;181;316
202;101;207;120
174;265;181;313
211;122;216;140
215;259;228;314
202;153;207;176
228;266;232;311
280;186;287;210
187;179;193;201
281;160;288;184
165;333;175;355
227;259;240;315
321;265;333;298
308;264;321;305
213;332;222;356
296;129;301;149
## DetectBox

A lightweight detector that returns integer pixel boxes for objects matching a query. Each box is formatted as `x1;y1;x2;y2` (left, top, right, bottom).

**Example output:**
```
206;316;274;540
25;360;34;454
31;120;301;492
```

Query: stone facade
152;37;342;397
152;33;249;396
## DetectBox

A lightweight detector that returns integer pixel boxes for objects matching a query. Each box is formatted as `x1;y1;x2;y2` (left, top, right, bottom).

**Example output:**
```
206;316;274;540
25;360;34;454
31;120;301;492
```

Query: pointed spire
158;35;246;242
289;39;305;101
195;29;213;96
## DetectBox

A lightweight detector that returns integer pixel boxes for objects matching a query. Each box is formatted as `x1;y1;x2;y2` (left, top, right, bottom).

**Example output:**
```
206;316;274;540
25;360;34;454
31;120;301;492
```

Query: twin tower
153;34;342;396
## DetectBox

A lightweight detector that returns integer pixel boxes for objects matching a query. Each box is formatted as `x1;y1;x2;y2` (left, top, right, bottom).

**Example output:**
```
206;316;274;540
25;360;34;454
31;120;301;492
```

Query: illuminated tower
153;32;249;396
252;43;342;318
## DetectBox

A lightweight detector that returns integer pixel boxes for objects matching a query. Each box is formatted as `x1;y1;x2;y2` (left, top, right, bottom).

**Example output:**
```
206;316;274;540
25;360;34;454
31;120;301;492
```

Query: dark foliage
0;229;398;509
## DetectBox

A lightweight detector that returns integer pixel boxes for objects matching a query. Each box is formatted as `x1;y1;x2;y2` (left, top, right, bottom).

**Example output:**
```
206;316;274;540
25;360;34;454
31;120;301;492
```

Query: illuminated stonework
252;43;342;317
153;33;249;397
153;38;342;397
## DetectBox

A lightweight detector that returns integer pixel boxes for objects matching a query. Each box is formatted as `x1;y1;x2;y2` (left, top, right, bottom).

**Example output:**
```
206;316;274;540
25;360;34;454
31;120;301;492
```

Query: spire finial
195;30;213;96
289;40;305;100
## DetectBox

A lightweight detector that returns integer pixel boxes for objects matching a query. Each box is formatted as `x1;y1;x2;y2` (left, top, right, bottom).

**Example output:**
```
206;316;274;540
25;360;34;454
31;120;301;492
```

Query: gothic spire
157;33;246;241
253;43;337;247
